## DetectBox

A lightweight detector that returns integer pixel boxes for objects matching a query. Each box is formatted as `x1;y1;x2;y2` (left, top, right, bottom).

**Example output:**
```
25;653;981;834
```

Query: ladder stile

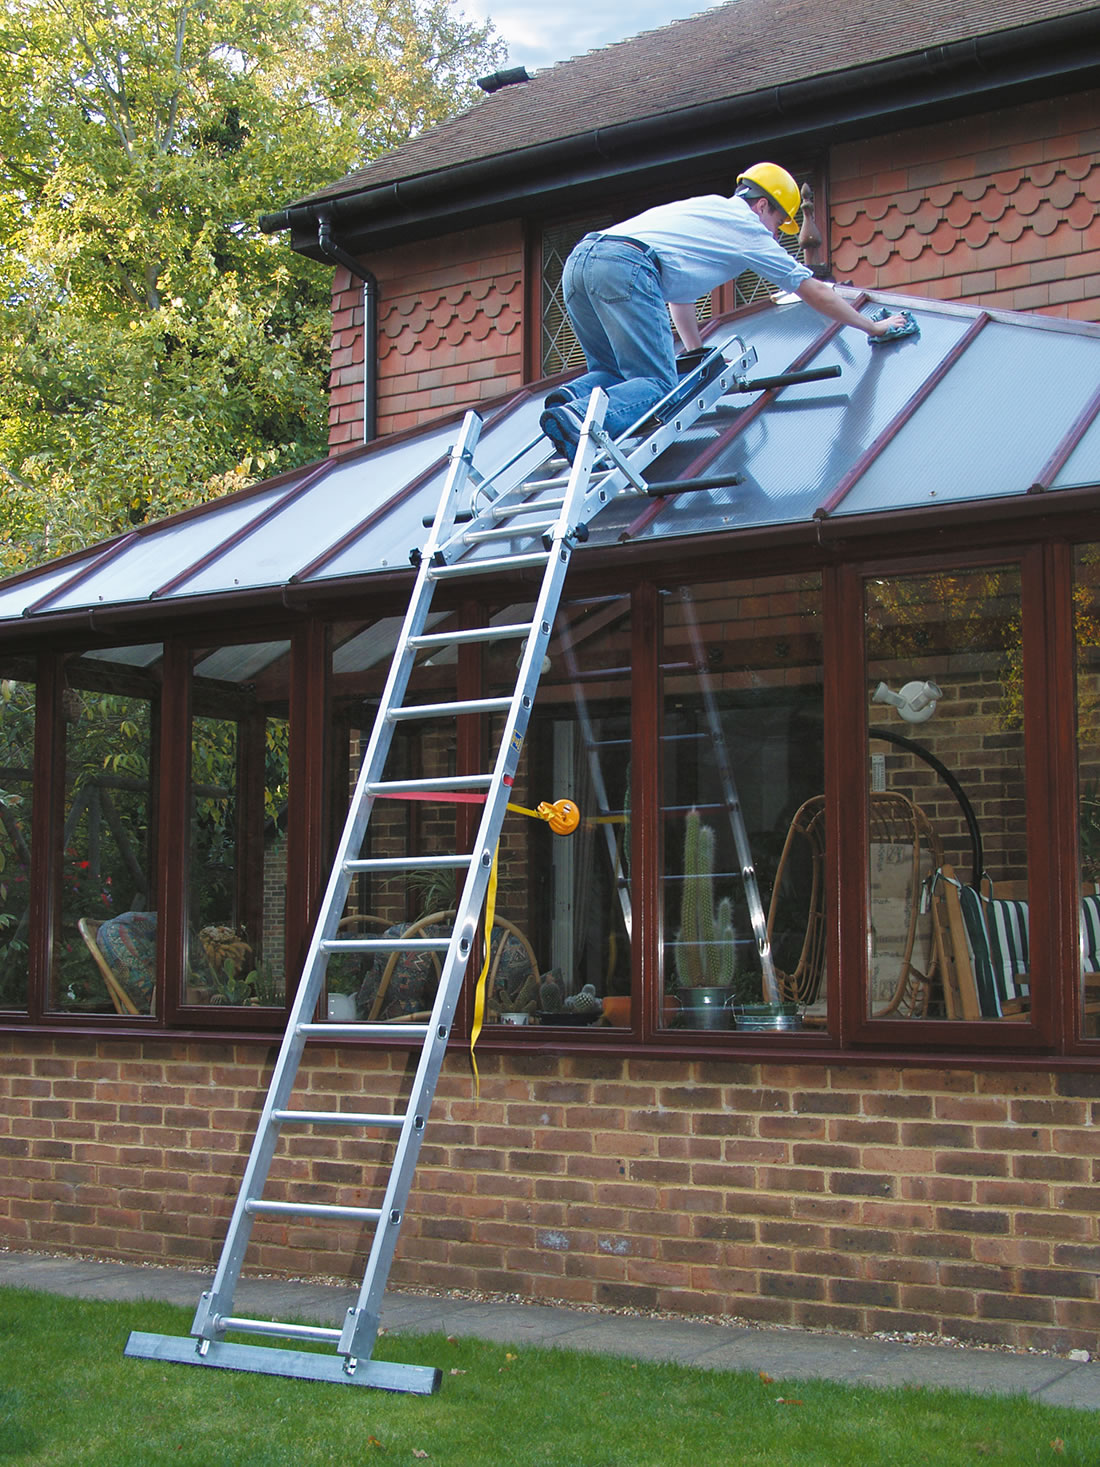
127;344;758;1393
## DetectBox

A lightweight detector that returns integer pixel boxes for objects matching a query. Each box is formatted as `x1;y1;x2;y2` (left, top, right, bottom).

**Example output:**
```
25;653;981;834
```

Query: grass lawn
0;1286;1097;1465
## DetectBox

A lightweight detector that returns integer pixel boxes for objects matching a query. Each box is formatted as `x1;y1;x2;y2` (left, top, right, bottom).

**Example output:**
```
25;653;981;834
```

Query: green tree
0;0;504;574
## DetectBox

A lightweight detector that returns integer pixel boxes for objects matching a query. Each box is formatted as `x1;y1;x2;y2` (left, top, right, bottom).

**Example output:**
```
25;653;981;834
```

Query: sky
459;0;731;73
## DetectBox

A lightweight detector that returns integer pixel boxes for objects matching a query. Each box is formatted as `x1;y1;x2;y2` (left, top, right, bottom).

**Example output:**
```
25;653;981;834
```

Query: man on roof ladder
540;162;914;462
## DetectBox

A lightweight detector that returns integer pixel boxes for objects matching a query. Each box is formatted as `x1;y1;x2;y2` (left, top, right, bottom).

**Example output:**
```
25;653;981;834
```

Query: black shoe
544;385;578;409
539;404;583;463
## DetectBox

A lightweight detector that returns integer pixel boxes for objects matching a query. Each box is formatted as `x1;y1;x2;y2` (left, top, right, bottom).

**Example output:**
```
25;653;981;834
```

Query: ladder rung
217;1317;344;1345
246;1199;383;1222
272;1109;406;1129
367;775;492;795
463;521;556;544
429;551;548;579
343;855;473;874
298;1022;433;1040
408;622;533;649
322;937;450;953
492;497;565;519
388;696;513;720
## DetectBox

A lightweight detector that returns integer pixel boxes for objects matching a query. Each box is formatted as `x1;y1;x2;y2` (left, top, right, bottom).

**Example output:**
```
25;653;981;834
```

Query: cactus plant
674;808;736;987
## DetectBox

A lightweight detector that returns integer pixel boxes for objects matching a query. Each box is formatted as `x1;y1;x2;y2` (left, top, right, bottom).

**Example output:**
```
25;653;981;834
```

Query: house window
183;641;290;1011
495;592;634;1025
864;566;1028;1025
52;646;161;1017
659;576;825;1033
1074;544;1100;1039
324;617;462;1024
541;217;611;376
0;658;34;1012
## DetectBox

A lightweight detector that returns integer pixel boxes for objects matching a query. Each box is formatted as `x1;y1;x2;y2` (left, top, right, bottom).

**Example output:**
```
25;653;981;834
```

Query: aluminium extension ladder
125;337;836;1394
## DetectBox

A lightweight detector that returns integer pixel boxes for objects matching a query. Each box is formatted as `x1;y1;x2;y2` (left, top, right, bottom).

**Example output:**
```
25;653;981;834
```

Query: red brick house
2;0;1100;1356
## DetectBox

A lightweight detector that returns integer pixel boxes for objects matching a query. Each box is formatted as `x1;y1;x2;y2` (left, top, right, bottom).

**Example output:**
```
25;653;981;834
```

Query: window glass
485;594;633;1028
185;642;290;1009
660;577;824;1033
53;647;161;1015
1074;545;1100;1038
327;618;460;1025
866;568;1026;1022
0;660;34;1010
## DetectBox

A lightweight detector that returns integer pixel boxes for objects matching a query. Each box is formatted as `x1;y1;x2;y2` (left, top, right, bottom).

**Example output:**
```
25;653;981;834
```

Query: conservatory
1;287;1099;1062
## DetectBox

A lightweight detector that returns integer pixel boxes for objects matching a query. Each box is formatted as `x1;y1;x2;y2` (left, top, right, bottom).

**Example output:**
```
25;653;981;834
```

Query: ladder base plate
125;1331;442;1395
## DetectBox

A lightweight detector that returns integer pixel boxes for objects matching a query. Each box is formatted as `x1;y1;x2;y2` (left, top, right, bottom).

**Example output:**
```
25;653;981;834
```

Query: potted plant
671;809;737;1028
324;954;361;1020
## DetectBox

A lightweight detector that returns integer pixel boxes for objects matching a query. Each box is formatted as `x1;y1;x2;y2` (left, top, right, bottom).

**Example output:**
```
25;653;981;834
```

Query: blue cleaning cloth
868;308;920;345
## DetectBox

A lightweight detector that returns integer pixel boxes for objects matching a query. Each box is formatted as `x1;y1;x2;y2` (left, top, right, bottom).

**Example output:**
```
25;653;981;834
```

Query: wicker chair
766;791;943;1019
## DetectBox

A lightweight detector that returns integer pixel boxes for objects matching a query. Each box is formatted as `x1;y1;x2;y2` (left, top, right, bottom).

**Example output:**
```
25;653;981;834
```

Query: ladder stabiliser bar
125;1332;442;1394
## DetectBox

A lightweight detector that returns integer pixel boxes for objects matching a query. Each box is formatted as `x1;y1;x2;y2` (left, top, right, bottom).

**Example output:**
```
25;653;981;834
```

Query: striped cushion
955;884;1002;1018
1080;895;1100;972
985;898;1029;1005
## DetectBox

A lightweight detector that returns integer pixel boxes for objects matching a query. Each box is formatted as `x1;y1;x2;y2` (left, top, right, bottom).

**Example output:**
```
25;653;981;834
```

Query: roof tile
292;0;1100;211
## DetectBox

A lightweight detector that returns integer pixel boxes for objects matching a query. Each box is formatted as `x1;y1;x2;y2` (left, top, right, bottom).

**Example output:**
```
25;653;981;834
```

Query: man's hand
868;312;910;336
797;278;916;339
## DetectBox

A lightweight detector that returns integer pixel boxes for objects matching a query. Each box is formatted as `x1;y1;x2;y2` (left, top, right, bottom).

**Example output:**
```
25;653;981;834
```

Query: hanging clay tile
962;215;992;248
1048;174;1078;210
998;212;1026;243
978;192;1008;223
866;235;893;267
1010;180;1043;217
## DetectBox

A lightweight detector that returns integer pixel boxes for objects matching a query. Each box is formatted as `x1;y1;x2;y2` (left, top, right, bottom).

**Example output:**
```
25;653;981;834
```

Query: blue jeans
561;233;678;437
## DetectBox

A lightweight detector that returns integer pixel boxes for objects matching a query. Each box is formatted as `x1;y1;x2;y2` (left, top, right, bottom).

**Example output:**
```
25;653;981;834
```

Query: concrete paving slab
2;1250;1098;1410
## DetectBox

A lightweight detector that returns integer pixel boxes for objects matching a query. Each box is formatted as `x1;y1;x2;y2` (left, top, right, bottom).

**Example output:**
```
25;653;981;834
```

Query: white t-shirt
606;193;812;303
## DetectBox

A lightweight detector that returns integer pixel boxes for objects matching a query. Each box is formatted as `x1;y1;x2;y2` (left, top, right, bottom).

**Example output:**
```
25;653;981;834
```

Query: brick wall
328;221;525;450
830;89;1100;321
4;1030;1100;1352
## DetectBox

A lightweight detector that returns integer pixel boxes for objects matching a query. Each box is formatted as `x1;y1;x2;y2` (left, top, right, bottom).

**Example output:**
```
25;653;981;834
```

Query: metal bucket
673;986;734;1030
732;1002;803;1032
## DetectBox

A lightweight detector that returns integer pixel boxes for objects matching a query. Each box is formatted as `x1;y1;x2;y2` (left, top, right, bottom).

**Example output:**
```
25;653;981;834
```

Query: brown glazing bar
814;312;991;520
1029;383;1100;492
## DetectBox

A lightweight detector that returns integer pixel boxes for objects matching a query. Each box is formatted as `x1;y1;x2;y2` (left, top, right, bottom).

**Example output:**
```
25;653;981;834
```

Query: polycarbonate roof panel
41;483;292;613
83;644;163;667
0;553;99;620
835;320;1100;516
585;302;977;543
194;642;292;683
170;422;460;596
313;397;551;580
0;291;1096;631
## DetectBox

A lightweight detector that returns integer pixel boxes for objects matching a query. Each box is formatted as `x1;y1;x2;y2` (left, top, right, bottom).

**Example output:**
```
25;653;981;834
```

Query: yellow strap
469;844;499;1098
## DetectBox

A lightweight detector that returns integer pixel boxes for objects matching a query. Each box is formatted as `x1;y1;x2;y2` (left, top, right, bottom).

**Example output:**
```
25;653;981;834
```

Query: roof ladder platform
124;339;773;1393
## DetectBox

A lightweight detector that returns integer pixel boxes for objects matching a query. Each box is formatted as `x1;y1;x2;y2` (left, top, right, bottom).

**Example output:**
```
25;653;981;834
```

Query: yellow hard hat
736;162;801;235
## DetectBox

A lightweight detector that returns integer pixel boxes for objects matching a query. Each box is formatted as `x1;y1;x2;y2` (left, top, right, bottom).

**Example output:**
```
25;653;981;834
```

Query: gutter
260;12;1100;256
316;215;378;443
